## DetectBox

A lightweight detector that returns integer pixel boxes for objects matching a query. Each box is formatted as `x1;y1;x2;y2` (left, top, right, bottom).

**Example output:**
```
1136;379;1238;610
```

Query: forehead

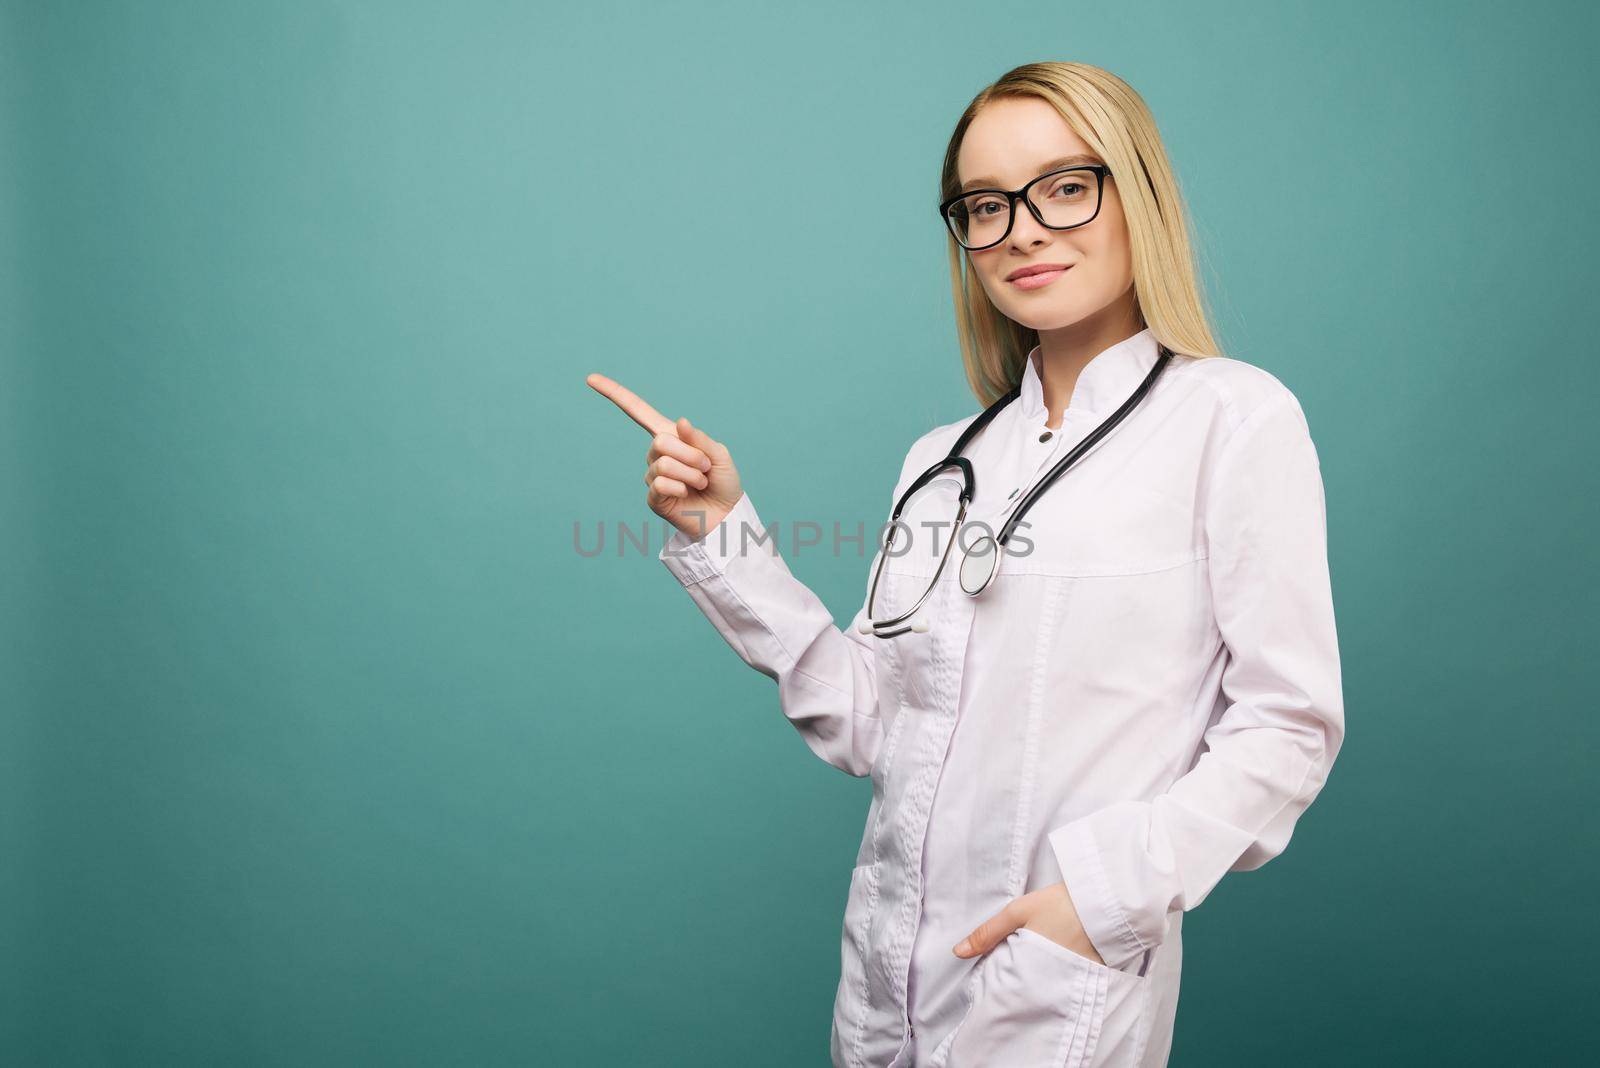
956;96;1096;188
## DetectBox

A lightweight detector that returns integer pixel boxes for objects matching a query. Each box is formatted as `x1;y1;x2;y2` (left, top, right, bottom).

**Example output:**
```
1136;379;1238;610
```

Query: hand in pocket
951;881;1105;965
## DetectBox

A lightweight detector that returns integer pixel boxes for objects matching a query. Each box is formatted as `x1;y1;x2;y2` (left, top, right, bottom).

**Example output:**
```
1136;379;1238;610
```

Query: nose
1007;193;1054;246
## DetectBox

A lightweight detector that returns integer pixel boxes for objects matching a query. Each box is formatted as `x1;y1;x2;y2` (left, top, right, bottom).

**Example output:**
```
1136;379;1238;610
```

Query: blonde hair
939;62;1223;406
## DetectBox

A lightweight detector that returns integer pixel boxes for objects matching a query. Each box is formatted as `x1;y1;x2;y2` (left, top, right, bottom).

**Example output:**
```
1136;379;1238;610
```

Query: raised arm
588;370;912;777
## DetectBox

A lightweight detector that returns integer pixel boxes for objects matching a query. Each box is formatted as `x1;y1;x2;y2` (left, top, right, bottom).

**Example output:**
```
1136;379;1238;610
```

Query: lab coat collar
1018;326;1160;423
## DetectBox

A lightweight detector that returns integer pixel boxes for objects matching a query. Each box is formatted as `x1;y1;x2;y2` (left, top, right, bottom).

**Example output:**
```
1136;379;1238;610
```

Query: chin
1001;300;1092;331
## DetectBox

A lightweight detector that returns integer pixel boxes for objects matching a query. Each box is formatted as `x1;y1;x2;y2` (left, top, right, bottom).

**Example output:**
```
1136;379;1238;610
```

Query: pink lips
1008;265;1072;290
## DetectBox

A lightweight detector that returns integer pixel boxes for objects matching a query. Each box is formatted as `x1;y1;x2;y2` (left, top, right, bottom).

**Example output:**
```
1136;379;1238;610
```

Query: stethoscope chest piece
958;533;1000;596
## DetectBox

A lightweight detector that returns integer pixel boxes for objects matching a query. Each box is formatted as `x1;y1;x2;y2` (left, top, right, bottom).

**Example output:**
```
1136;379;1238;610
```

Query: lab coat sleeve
1046;392;1346;970
657;467;911;778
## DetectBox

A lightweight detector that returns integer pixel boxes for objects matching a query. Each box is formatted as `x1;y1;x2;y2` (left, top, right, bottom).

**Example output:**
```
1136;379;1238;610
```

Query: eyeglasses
938;164;1112;251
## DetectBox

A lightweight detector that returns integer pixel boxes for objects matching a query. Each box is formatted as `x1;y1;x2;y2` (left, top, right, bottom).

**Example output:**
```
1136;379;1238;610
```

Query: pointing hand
586;372;744;541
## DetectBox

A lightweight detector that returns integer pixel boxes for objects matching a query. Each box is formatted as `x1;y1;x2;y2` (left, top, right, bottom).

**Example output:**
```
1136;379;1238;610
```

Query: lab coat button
1038;430;1053;442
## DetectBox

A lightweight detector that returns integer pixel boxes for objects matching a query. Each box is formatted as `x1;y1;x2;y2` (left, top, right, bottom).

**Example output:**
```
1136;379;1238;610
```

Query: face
952;96;1136;334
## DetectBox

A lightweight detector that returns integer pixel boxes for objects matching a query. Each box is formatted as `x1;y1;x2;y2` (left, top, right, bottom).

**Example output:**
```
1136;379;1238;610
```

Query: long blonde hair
939;62;1223;406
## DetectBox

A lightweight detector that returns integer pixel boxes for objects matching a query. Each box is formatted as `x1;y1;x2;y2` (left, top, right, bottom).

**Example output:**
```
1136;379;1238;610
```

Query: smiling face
953;96;1136;334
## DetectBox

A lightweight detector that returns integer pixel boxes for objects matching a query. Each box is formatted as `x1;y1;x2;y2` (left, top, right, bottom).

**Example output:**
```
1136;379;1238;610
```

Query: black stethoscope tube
862;342;1174;636
995;343;1173;547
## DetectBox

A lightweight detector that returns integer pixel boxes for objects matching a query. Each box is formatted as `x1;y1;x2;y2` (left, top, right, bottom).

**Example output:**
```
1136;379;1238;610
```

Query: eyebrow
959;154;1102;193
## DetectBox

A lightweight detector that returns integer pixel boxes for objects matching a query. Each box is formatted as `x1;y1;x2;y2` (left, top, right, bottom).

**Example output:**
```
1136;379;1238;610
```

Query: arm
1047;392;1346;969
588;366;903;778
658;464;912;778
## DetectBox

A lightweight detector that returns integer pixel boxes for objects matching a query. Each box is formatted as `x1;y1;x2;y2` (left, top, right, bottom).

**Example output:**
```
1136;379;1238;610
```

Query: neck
1035;288;1143;429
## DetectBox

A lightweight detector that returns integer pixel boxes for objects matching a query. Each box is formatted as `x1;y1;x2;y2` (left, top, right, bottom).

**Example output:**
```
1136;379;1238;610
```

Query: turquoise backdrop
4;1;1595;1064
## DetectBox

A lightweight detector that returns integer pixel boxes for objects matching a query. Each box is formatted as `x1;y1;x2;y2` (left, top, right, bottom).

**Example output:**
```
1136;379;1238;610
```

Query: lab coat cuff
658;491;770;587
1048;818;1151;972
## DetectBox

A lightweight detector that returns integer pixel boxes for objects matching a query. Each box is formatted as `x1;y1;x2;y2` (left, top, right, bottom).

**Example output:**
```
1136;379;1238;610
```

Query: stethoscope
858;343;1174;638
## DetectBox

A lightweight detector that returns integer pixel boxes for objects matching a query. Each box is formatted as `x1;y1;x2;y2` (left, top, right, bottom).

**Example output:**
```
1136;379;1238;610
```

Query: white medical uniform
658;327;1344;1067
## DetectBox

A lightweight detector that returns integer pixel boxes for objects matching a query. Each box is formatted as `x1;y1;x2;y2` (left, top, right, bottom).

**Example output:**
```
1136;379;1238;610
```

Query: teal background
4;1;1595;1064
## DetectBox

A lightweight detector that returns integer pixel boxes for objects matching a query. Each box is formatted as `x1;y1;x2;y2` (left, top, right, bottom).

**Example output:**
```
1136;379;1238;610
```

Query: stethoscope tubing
861;343;1174;637
995;344;1173;547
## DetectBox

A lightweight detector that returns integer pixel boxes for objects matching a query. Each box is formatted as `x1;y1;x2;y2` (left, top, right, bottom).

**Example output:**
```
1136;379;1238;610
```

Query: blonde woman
590;61;1343;1068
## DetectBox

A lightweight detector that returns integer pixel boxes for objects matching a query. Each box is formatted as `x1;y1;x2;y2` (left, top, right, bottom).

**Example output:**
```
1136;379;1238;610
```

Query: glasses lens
945;168;1100;250
945;192;1010;250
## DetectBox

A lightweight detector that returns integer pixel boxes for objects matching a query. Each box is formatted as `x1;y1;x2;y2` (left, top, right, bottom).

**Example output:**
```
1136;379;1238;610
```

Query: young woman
589;61;1343;1068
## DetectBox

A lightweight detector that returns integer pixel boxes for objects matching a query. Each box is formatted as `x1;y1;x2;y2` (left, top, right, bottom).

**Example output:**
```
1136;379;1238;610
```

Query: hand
586;372;744;540
952;882;1105;966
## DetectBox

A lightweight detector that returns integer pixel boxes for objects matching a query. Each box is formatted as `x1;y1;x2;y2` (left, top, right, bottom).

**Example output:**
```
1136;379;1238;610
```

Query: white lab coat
658;328;1344;1067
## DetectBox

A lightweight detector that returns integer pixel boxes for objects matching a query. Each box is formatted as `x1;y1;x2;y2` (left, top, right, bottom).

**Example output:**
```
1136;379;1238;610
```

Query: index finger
585;372;674;436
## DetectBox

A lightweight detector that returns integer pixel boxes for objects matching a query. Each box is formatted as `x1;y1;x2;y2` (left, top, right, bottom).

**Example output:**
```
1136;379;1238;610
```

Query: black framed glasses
938;164;1112;251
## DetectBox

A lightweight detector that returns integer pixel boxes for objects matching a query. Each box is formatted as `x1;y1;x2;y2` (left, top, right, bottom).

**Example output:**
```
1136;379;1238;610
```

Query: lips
1006;262;1073;281
1007;264;1072;290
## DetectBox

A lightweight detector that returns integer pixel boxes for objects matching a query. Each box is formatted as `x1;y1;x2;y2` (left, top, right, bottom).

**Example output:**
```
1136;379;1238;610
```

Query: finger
649;474;689;498
586;372;674;436
642;460;706;491
676;416;728;464
953;900;1024;958
648;431;712;472
651;456;709;490
645;483;673;512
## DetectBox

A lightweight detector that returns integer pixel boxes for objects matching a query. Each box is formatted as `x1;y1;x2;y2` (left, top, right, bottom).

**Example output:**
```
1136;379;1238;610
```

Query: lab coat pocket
945;927;1150;1068
832;862;880;1048
873;570;948;713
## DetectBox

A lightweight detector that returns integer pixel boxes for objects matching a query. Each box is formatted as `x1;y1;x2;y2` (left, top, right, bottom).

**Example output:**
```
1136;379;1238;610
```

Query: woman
589;61;1343;1068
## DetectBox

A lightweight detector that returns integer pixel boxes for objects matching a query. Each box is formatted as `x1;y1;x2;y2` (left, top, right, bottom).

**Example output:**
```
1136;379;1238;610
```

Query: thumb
953;900;1024;958
677;416;728;464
